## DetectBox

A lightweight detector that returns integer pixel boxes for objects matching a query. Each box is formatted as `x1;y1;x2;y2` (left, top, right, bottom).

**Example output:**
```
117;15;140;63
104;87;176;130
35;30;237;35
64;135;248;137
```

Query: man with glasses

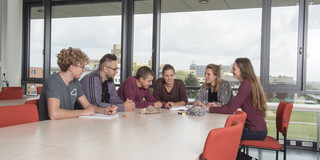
80;54;135;112
38;47;117;121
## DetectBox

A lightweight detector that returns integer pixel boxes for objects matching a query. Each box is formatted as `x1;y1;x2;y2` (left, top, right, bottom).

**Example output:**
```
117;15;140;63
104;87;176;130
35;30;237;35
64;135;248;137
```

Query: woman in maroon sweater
153;64;188;108
209;58;267;139
209;58;267;159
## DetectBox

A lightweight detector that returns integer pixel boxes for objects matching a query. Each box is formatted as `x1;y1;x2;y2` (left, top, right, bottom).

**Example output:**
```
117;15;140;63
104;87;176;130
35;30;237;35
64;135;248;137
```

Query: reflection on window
307;3;320;91
26;83;42;95
161;0;261;88
269;3;299;85
50;2;122;83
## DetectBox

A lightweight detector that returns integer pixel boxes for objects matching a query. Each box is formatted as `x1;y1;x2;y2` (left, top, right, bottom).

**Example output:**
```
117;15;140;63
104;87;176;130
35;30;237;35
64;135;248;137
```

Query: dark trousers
236;126;268;160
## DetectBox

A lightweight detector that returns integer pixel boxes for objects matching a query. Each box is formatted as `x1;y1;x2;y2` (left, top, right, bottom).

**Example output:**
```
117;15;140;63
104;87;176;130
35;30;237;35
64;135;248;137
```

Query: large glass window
161;0;262;93
133;0;153;76
306;2;320;91
50;2;122;83
269;1;299;85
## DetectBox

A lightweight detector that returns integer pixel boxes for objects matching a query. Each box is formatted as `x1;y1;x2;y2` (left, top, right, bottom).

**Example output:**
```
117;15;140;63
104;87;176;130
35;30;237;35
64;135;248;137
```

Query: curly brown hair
56;47;89;72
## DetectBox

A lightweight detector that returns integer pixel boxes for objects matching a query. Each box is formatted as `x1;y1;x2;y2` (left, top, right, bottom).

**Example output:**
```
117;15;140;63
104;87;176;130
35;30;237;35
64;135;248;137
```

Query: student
80;54;135;112
153;64;188;108
194;64;233;108
208;58;267;160
38;47;117;121
117;66;162;108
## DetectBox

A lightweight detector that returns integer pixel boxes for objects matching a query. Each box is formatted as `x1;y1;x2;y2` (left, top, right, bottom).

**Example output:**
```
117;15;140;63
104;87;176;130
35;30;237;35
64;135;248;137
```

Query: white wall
1;0;23;87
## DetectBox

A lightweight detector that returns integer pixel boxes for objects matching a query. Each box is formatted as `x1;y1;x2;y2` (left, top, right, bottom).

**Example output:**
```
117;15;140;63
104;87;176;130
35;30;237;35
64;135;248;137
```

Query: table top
0;95;39;107
0;109;229;160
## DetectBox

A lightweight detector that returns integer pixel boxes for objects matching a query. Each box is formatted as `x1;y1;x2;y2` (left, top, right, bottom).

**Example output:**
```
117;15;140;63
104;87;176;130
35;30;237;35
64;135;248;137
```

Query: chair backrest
2;87;23;91
276;102;293;136
224;110;247;127
36;87;42;95
0;89;24;100
202;120;243;160
25;99;39;105
0;104;39;128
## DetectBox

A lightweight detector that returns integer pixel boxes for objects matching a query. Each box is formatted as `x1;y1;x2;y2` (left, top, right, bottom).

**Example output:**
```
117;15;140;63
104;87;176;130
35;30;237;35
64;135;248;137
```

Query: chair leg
276;150;278;160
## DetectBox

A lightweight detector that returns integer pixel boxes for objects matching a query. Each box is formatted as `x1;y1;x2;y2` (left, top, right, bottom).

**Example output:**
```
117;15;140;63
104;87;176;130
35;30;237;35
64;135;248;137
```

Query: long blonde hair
204;64;222;92
235;58;267;117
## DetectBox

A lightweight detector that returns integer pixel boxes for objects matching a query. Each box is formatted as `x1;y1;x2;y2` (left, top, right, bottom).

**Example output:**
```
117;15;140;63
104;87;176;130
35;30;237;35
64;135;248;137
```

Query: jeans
241;126;268;140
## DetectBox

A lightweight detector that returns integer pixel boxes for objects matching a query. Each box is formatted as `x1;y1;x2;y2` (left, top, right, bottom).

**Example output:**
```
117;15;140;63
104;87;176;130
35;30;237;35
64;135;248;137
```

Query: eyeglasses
106;66;117;71
74;65;86;70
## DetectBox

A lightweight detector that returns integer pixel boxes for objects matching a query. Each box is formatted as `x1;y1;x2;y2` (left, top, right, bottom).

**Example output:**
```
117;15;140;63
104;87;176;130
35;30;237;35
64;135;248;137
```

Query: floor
248;148;320;160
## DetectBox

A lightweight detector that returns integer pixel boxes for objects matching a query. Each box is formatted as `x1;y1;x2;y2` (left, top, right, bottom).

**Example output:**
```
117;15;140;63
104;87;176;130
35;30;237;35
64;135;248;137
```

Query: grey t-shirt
38;73;84;121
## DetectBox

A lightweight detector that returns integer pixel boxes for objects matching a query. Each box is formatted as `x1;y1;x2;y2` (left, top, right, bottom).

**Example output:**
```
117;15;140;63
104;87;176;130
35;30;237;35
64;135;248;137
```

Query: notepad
169;106;188;111
79;114;119;119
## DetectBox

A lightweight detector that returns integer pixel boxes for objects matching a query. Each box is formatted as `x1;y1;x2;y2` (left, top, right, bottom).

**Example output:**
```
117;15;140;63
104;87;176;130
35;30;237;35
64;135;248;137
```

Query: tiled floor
247;148;320;160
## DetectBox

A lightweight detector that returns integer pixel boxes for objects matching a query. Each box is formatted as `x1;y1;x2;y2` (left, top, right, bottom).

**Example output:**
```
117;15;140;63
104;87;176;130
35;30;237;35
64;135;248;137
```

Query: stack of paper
79;113;119;119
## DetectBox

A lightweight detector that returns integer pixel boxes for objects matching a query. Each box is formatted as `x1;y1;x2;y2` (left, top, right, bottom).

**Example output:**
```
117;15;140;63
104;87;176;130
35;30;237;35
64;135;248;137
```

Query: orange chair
0;104;39;128
0;89;24;100
224;110;247;127
2;87;23;91
240;102;293;160
36;87;42;95
202;120;243;160
25;99;39;105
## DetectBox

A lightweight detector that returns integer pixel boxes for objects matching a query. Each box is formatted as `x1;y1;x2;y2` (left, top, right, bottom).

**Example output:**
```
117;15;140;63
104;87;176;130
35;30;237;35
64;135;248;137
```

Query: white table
0;109;229;160
0;95;39;106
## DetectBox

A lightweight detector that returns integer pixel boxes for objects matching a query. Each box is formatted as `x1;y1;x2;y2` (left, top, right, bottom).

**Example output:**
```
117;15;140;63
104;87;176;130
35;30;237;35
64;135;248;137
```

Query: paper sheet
79;113;119;119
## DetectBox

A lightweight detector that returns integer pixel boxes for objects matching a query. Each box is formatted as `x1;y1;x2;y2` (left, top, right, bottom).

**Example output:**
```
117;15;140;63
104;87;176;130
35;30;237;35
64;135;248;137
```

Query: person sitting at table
80;54;135;112
117;66;162;108
38;47;117;121
208;58;267;160
153;64;188;109
194;64;233;108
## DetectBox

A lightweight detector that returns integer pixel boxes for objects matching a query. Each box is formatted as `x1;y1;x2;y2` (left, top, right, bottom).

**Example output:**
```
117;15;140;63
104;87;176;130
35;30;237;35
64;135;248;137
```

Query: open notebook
79;113;119;119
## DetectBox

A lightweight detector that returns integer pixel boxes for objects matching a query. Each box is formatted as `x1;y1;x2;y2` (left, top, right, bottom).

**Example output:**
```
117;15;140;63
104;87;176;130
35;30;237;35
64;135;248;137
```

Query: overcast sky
30;5;320;82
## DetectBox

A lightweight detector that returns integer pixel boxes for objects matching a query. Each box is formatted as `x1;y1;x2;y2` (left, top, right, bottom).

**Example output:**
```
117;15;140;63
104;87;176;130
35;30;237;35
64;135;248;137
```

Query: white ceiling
30;0;318;19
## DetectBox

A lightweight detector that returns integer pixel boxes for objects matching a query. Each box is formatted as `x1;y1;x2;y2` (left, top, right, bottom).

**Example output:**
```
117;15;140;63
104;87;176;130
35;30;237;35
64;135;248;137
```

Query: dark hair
162;64;175;77
57;47;89;72
136;66;154;79
235;57;267;117
99;54;117;71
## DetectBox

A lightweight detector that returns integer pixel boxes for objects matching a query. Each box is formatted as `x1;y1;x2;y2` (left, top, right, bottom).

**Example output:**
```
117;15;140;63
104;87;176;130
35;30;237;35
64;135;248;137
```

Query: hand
106;105;118;115
124;99;135;112
164;102;175;109
194;101;200;105
208;102;221;107
82;106;95;116
154;102;162;108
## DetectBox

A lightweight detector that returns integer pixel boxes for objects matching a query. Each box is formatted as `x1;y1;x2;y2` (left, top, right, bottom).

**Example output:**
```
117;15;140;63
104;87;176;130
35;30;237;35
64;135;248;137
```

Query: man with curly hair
38;47;117;121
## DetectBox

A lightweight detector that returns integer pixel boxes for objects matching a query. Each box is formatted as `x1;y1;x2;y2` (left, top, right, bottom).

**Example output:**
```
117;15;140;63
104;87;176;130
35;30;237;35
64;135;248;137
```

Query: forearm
174;101;186;106
90;104;107;114
49;109;86;120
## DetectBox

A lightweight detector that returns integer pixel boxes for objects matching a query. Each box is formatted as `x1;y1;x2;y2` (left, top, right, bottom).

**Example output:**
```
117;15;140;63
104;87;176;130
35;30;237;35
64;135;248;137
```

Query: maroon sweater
209;79;267;131
117;76;158;108
153;78;188;105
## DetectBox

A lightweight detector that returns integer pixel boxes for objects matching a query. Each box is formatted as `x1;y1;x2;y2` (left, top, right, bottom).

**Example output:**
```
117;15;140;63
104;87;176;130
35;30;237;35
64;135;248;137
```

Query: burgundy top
209;79;267;131
117;76;158;108
153;78;188;105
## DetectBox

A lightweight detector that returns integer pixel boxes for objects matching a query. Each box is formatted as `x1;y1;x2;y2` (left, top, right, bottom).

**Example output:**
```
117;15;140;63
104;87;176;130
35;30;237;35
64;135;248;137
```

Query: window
161;0;262;92
50;2;122;80
306;2;320;91
29;6;44;79
133;0;153;76
269;2;299;86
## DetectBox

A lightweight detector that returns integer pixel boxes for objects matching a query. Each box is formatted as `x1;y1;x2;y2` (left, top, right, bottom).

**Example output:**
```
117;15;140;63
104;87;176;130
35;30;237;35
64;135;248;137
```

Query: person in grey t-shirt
38;47;117;121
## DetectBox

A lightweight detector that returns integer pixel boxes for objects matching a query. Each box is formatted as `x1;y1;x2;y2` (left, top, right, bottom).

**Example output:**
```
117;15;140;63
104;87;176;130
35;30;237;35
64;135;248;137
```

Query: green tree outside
184;73;200;99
